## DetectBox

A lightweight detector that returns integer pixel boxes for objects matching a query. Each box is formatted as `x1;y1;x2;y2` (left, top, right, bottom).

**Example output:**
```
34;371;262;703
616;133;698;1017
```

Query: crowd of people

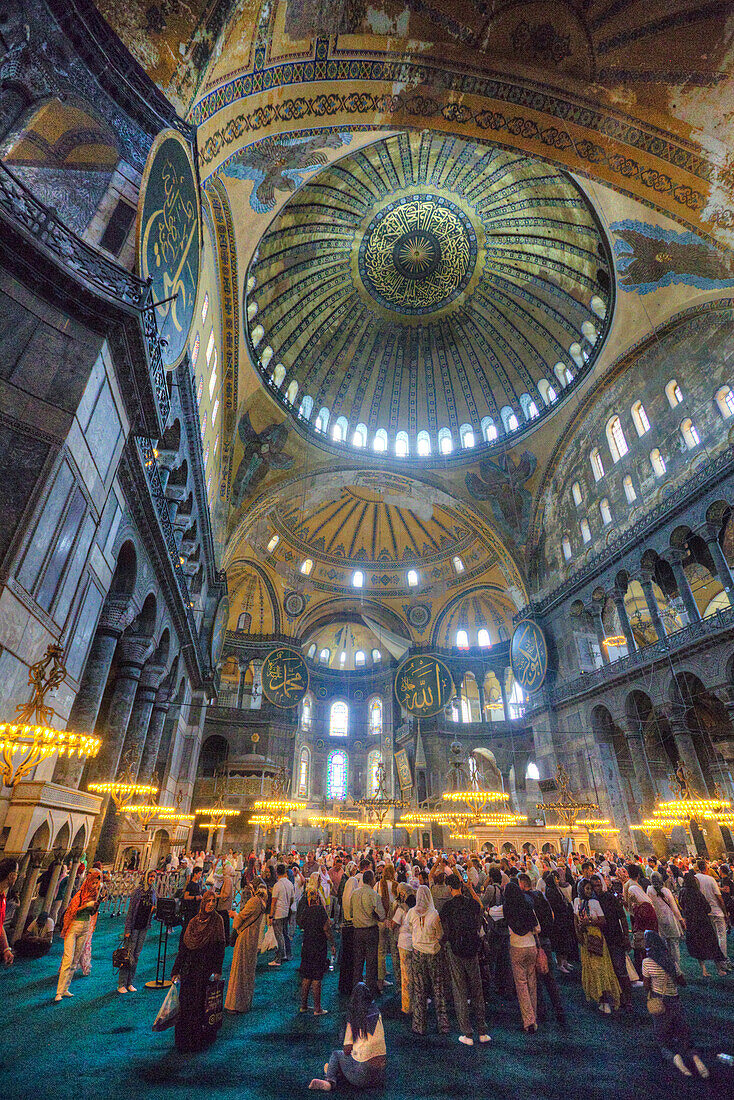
2;844;733;1087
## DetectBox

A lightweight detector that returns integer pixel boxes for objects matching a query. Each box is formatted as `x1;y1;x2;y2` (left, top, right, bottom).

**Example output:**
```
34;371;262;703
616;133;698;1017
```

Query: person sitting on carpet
642;930;708;1079
14;910;54;958
308;982;386;1092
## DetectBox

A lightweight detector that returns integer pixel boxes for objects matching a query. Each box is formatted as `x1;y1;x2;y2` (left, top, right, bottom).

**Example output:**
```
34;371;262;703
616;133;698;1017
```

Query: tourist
338;862;362;996
0;857;18;967
14;909;55;958
54;867;102;1001
377;863;398;993
678;871;727;977
170;891;225;1052
643;930;709;1078
573;879;620;1014
590;874;633;1011
504;879;541;1032
118;869;157;994
390;884;415;1015
626;865;659;976
269;863;295;966
646;871;685;973
407;885;449;1036
225;880;268;1013
543;869;576;972
297;875;335;1016
695;859;730;968
522;873;567;1025
308;982;386;1092
348;868;385;997
180;866;205;934
216;862;234;946
440;873;491;1045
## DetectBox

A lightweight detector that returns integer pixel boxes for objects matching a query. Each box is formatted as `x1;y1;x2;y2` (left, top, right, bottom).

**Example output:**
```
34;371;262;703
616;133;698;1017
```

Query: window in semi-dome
407;569;419;587
606;415;628;462
302;693;313;728
680;418;700;449
478;629;491;648
417;431;431;455
481;417;498;442
330;700;348;738
206;330;215;367
286;380;299;404
307;643;316;660
438;427;453;454
298;394;313;420
212;398;219;425
327;750;348;799
266;534;279;553
191;332;200;371
651;448;666;477
395;431;409;456
624;475;637;503
538;379;556;405
562;536;572;561
369;697;382;735
300;558;313;575
319;647;330;663
373;429;388;452
507;411;519;431
460;424;475;448
590;448;604;481
339;651;347;667
352;570;364;588
526;761;540;781
631;401;651;436
520;394;538;420
333;416;349;441
715;386;734;418
371;649;381;663
453;555;465;574
581;519;591;543
355;650;365;666
367;750;382;794
666;379;683;408
600;498;612;525
297;747;309;798
353;423;367;447
456;629;469;649
201;291;209;324
273;364;286;388
554;363;574;387
572;482;582;506
315;407;329;433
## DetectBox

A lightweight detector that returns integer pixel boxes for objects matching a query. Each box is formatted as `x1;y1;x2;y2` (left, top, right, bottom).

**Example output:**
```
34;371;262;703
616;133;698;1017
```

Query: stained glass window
327;750;348;800
369;697;382;736
367;750;382;795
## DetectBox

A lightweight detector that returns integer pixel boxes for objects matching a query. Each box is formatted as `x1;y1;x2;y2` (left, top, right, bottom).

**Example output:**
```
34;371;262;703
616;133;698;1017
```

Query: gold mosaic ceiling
246;131;613;452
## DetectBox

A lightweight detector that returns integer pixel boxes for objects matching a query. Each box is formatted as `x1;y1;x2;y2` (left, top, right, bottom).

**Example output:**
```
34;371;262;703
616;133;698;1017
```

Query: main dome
246;132;613;457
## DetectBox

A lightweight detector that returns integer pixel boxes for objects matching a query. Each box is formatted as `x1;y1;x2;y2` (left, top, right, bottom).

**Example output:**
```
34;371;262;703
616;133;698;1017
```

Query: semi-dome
246;131;613;459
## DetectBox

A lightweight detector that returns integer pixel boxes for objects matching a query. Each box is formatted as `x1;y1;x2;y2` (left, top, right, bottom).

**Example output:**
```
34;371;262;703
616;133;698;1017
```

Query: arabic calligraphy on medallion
262;647;310;708
510;620;549;693
139;131;200;369
394;654;454;718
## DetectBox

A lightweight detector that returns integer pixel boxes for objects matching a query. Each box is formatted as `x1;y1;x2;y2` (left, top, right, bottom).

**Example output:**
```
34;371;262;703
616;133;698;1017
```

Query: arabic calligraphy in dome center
247;131;613;448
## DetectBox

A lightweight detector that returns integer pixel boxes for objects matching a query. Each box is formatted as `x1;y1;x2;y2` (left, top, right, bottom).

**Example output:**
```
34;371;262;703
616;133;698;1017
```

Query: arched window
212;398;219;426
590;295;607;319
520;393;539;420
297;747;310;798
460;423;475;448
631;400;650;436
329;700;349;738
452;555;464;574
369;697;382;736
407;569;419;587
319;648;330;664
260;345;273;370
251;324;265;348
327;750;348;799
417;430;432;455
438;427;453;454
456;629;469;649
204;441;210;469
526;761;540;781
572;481;582;507
715;385;734;418
273;364;286;388
355;650;366;667
298;394;314;420
680;417;700;449
650;448;666;477
581;320;598;344
501;406;519;433
481;416;498;442
302;692;313;728
333;415;349;442
371;649;381;663
300;558;313;575
315;407;330;433
538;379;556;406
478;628;491;648
590;448;604;481
307;644;316;660
665;379;682;408
554;362;574;388
206;330;216;366
353;423;368;448
339;651;347;667
266;534;279;553
569;342;586;368
373;429;388;452
623;475;637;503
600;498;612;525
562;536;572;561
285;379;299;404
606;415;628;462
395;431;409;457
202;291;209;324
200;410;207;439
237;612;251;632
191;332;200;371
352;570;364;588
580;519;591;543
367;750;382;795
246;299;257;322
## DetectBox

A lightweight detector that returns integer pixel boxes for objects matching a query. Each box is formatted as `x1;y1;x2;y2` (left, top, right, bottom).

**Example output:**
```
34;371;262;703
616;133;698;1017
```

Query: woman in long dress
171;891;226;1051
297;877;334;1015
678;871;727;977
225;882;267;1013
573;879;620;1015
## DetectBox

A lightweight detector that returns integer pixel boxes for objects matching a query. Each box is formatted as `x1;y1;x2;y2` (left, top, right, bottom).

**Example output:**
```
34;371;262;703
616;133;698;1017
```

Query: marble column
702;523;734;594
668;551;701;624
10;853;44;945
58;859;81;918
620;719;657;810
118;663;166;782
612;585;636;654
42;860;64;914
590;602;610;664
476;677;487;723
639;572;667;642
664;709;709;795
138;684;171;784
54;596;133;787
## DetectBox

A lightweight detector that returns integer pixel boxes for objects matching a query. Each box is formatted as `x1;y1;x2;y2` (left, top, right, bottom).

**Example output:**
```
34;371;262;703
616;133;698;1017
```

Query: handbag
152;981;180;1031
260;924;277;953
204;977;224;1030
646;993;665;1016
112;941;131;970
585;925;604;957
535;943;550;975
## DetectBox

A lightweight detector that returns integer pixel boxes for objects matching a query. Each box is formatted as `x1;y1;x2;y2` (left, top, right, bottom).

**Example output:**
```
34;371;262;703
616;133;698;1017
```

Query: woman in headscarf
377;863;399;994
79;862;106;977
573;879;620;1015
118;869;157;993
170;890;226;1051
216;862;234;946
225;879;268;1013
504;880;541;1032
54;868;102;1001
543;869;577;972
297;874;335;1015
646;871;685;973
626;876;659;976
390;884;415;1015
642;930;708;1078
406;885;449;1035
308;982;386;1092
678;870;727;977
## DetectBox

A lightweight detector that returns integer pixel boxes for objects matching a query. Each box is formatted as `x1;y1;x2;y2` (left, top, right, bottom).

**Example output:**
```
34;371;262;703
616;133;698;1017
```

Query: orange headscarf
62;868;102;936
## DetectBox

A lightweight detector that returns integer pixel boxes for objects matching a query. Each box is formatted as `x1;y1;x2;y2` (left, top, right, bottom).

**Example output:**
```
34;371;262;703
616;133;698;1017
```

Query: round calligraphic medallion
394;654;454;718
137;129;201;370
209;595;230;668
261;647;310;708
511;619;549;693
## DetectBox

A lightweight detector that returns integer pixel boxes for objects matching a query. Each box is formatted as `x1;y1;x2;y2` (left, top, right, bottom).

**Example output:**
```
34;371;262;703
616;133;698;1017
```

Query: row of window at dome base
265;535;466;590
305;644;382;667
300;696;382;736
561;379;734;563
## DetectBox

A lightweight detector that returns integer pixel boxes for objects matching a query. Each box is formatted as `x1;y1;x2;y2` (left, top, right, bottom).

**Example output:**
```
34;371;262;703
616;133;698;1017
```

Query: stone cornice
176;359;219;590
11;781;102;815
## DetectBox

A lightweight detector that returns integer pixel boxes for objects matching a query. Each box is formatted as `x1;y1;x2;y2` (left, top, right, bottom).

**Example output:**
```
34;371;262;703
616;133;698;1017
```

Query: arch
538;379;557;406
459;423;475;448
53;821;71;850
329;700;348;737
395;430;410;457
606;414;628;462
266;534;279;553
367;749;382;795
109;541;137;598
285;379;299;404
298;394;314;420
352;569;364;588
590;447;604;481
407;568;419;588
368;696;382;736
477;628;491;648
355;649;366;666
572;481;582;506
554;362;574;388
455;629;469;649
353;423;368;447
301;692;313;728
315;406;330;433
27;822;51;853
272;363;286;388
438;427;453;454
562;536;572;562
416;430;432;455
623;475;637;503
665;379;682;408
519;393;539;421
297;745;310;798
650;448;666;477
500;406;518;433
481;416;497;442
260;345;273;369
327;749;348;800
600;498;612;525
251;323;265;347
300;558;313;575
581;320;598;344
198;734;229;777
631;400;651;437
373;428;388;452
680;417;700;449
715;385;734;419
333;415;349;442
227;557;282;634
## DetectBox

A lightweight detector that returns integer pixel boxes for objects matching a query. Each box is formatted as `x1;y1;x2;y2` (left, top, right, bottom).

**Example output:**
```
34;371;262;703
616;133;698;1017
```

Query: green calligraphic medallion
262;646;310;708
511;619;548;693
138;129;200;370
395;654;454;718
210;596;230;668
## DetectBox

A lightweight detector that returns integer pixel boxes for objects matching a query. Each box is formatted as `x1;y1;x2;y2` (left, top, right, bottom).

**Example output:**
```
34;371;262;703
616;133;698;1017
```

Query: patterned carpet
0;916;732;1100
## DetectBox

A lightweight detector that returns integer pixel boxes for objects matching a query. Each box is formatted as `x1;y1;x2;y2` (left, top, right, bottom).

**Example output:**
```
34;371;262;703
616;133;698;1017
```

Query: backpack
447;899;481;958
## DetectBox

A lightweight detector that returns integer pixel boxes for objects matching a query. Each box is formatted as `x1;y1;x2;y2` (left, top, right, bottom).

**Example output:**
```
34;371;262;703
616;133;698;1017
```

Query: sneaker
459;1035;474;1046
268;960;282;967
478;1034;492;1043
692;1055;709;1079
117;986;128;994
126;985;137;992
673;1054;692;1077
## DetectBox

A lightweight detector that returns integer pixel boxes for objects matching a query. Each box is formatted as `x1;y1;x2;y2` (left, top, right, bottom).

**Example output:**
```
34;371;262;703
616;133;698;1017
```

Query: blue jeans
273;916;291;962
326;1050;385;1089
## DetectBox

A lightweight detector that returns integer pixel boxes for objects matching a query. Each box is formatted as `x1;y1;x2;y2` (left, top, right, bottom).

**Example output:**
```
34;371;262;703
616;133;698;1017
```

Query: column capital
98;596;136;639
139;662;167;693
153;682;172;709
116;634;155;670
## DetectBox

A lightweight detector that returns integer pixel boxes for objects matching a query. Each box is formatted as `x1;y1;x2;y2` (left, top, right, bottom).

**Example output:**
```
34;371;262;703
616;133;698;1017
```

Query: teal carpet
0;917;732;1100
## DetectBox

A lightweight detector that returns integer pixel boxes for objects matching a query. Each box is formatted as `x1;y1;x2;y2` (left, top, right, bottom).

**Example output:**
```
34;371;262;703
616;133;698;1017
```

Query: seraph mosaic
220;132;351;212
611;219;734;295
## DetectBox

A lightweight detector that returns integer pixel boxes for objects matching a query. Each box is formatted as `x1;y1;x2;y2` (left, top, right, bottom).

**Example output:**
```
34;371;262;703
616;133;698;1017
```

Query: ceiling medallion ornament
357;194;478;317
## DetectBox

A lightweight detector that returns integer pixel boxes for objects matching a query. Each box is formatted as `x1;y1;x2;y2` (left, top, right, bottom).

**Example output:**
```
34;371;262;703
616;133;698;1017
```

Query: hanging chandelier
630;765;732;835
88;752;158;810
536;764;600;833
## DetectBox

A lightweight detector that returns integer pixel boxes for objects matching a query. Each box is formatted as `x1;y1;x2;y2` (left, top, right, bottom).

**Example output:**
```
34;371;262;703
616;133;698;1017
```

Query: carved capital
139;663;167;692
116;634;155;670
98;596;136;638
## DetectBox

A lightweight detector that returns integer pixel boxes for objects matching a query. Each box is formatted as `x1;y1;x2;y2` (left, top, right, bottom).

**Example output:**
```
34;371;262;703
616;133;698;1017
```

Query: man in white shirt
269;863;295;966
696;860;730;966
